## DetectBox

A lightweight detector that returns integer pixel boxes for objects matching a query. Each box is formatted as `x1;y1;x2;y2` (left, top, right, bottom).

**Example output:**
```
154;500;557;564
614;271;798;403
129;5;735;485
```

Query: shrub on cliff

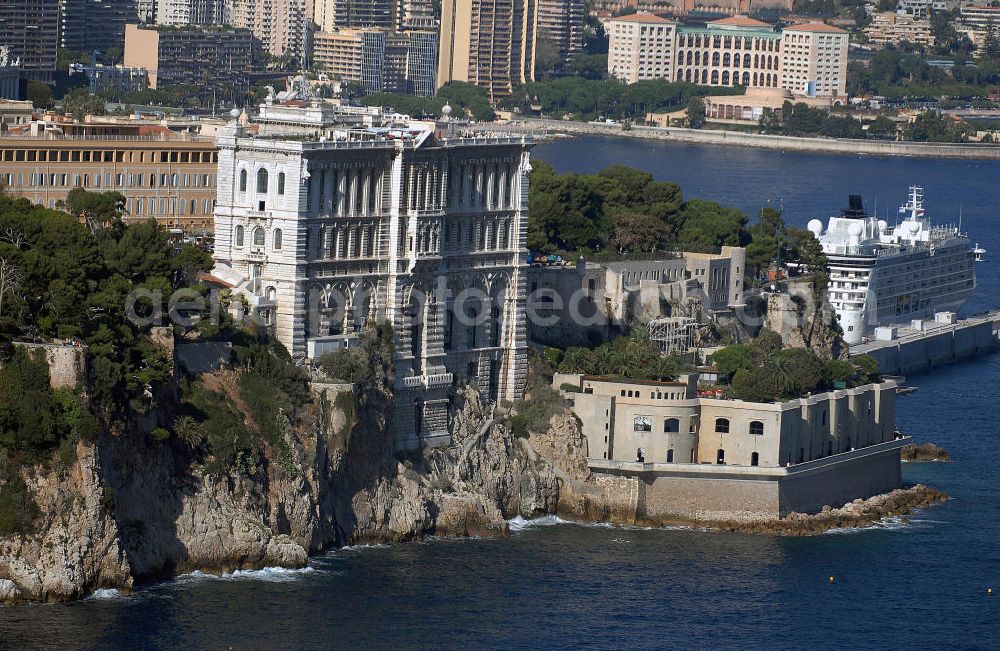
0;474;38;536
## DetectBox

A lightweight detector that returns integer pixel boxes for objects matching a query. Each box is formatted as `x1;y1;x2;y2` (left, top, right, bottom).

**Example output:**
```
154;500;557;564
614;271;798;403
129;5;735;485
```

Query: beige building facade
608;14;677;83
525;248;746;348
865;12;935;48
0;119;218;233
437;0;539;101
559;373;898;468
607;14;848;98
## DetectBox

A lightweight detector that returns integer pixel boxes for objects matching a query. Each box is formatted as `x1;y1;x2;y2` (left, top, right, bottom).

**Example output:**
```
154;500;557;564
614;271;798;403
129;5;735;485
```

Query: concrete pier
850;311;1000;376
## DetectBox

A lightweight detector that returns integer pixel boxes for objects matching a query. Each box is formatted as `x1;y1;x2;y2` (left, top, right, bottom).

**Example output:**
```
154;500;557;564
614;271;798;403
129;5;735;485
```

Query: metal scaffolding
648;316;696;355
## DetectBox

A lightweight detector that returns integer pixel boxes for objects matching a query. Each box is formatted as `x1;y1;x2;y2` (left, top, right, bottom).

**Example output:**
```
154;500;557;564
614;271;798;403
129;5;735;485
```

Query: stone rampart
11;341;86;389
589;438;907;521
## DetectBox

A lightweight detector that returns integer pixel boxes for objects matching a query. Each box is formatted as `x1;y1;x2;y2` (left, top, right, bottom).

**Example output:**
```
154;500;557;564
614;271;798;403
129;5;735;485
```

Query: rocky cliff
1;361;597;603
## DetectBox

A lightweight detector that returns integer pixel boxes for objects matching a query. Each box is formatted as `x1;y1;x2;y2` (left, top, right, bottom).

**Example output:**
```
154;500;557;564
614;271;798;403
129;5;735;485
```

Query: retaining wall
589;438;906;521
851;313;1000;376
488;119;1000;160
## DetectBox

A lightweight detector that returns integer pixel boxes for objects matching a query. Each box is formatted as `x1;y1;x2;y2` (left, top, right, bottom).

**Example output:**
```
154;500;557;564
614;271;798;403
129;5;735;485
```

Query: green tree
26;81;54;110
60;87;107;118
686;96;706;129
62;188;126;233
710;344;753;377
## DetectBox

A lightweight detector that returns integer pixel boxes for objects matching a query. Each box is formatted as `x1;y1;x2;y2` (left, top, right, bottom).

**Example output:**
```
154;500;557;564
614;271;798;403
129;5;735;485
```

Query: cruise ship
807;187;976;346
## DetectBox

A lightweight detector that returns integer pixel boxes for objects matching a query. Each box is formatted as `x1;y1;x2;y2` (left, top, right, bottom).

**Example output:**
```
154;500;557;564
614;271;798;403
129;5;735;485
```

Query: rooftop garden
710;329;880;402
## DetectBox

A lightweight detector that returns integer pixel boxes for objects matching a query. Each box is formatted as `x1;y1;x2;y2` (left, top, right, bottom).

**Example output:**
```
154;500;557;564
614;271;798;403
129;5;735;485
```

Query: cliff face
0;442;131;604
766;279;846;359
1;366;597;603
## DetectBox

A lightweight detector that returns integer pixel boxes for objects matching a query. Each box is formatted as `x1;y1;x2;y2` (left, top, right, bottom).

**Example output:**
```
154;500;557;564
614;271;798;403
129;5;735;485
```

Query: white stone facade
213;104;533;449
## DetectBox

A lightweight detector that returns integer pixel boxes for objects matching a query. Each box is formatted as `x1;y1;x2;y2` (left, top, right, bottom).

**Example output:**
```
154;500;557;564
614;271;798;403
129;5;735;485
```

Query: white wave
85;588;129;601
170;566;316;585
823;515;911;535
507;514;569;531
223;566;316;582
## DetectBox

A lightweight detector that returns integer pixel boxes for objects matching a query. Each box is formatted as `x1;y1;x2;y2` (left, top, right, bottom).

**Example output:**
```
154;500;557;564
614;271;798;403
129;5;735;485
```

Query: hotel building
0;117;218;234
607;14;848;99
211;100;533;449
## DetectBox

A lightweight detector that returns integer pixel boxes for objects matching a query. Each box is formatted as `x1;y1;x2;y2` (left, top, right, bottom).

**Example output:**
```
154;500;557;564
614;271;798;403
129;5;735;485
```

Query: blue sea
2;138;998;649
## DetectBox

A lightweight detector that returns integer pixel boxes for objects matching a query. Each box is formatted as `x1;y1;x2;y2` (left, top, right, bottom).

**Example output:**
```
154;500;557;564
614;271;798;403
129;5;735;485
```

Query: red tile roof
709;15;772;28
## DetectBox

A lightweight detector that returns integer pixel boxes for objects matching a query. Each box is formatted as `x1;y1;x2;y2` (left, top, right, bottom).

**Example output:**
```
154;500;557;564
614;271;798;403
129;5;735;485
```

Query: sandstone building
212;99;534;449
607;14;849;99
0;116;218;234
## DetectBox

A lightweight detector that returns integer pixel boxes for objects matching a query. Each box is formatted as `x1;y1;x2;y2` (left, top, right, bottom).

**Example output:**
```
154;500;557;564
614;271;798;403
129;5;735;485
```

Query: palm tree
173;416;204;450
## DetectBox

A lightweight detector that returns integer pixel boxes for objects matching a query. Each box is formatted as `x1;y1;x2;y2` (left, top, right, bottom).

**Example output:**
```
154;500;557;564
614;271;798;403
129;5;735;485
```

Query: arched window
235;225;244;247
744;53;751;67
253;227;265;247
742;71;750;85
277;172;285;195
239;169;247;192
664;418;680;433
722;71;730;85
711;70;719;85
266;286;277;301
666;449;674;463
256;168;268;194
750;451;759;466
712;52;720;67
273;228;282;250
716;449;726;465
749;420;764;436
715;418;729;433
723;53;730;66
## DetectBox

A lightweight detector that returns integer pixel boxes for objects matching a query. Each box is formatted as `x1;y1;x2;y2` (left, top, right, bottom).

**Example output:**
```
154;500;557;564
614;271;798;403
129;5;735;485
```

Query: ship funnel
843;195;867;219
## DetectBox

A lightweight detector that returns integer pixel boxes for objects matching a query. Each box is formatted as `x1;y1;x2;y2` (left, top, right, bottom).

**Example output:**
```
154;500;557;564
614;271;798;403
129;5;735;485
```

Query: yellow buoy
829;575;835;584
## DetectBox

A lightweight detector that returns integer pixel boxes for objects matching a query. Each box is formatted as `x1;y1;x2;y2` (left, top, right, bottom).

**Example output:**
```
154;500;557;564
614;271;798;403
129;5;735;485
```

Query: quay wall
487;119;1000;160
851;313;1000;376
589;439;906;521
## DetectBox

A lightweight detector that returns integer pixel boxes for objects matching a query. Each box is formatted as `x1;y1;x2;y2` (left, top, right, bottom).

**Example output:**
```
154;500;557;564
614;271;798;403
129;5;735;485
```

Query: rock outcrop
901;443;950;462
0;442;131;603
766;278;846;359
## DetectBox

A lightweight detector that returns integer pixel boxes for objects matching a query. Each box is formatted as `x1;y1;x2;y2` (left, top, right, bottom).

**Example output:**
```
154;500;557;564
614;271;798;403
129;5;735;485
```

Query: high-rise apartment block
437;0;539;101
155;0;228;25
313;28;437;96
607;14;848;98
231;0;309;62
0;1;60;82
124;23;254;89
312;0;396;32
536;0;584;66
212;101;534;449
58;0;140;55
